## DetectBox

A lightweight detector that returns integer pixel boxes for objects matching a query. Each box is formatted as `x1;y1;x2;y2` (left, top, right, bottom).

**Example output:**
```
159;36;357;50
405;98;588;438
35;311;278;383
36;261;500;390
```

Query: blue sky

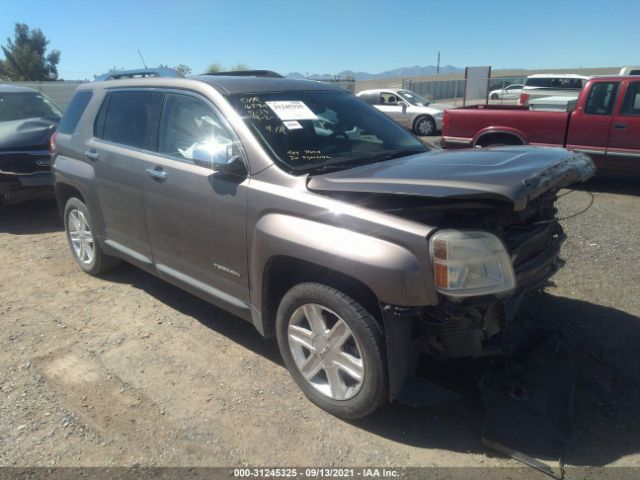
1;0;638;80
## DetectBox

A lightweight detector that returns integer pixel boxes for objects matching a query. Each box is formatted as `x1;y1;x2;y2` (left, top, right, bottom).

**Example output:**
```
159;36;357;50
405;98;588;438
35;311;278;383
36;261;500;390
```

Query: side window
584;82;619;115
95;90;163;150
380;92;399;105
620;82;640;116
158;92;239;165
58;91;92;134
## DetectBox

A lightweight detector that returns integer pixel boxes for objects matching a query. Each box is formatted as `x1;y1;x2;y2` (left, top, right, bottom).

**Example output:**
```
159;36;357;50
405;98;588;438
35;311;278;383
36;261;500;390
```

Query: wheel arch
473;128;526;147
55;182;86;219
260;255;382;339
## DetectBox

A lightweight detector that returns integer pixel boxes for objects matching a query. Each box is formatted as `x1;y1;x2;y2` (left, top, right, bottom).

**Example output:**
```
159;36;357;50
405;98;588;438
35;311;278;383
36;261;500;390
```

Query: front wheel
276;283;387;419
64;197;120;275
413;116;436;136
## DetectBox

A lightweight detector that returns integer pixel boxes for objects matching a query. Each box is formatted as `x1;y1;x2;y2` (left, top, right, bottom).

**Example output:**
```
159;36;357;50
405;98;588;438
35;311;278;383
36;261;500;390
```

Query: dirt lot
1;175;639;477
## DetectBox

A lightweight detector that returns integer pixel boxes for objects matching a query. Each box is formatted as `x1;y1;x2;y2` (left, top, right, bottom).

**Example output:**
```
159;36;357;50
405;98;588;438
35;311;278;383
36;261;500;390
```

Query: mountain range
285;64;463;80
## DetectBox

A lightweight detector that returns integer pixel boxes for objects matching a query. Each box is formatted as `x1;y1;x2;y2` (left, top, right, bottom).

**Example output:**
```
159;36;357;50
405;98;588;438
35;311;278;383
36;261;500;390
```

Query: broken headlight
429;230;515;298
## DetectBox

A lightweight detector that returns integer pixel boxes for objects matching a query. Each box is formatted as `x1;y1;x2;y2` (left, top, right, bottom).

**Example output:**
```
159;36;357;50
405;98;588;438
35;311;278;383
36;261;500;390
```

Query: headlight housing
429;230;515;298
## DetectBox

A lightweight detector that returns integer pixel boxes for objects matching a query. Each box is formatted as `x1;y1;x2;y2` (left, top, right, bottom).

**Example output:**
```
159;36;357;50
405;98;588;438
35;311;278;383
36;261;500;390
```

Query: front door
566;81;620;169
376;92;411;127
606;80;640;173
142;91;250;316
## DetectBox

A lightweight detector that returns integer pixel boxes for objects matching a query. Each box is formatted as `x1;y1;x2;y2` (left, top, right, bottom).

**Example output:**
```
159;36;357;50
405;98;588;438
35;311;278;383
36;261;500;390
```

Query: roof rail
94;68;183;81
201;70;284;78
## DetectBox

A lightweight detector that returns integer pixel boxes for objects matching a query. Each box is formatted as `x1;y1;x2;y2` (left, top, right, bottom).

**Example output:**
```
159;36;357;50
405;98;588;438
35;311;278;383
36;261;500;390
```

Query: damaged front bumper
381;215;567;400
379;214;579;476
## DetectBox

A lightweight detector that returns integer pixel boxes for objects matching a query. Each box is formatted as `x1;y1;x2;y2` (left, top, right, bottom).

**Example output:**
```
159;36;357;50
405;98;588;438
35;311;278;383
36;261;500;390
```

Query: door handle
84;149;99;161
145;167;167;182
613;123;627;129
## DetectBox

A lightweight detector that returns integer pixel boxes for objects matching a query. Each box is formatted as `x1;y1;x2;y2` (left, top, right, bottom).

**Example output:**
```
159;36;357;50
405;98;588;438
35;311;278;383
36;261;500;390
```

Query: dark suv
52;74;594;419
1;85;61;203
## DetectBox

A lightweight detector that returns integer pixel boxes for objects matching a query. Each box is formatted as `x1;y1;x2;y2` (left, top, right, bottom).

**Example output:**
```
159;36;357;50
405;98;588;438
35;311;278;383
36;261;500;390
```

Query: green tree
206;63;223;74
0;23;60;81
205;63;250;74
158;63;191;76
230;63;250;71
174;64;191;76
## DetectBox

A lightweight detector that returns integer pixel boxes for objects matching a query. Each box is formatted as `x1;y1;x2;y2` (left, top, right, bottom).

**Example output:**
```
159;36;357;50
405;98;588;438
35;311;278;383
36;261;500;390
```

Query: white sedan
356;89;444;136
489;84;524;100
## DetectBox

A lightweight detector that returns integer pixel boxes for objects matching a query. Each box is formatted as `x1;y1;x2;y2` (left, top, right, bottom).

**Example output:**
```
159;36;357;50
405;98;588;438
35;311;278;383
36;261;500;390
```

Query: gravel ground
0;171;639;478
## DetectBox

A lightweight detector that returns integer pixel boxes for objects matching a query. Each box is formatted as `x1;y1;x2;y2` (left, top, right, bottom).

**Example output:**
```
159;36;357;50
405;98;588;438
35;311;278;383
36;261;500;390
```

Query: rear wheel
64;197;120;275
276;282;387;419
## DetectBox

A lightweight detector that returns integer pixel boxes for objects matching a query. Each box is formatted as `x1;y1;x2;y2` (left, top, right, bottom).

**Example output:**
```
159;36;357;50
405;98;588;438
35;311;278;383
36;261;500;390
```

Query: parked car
356;88;443;136
489;84;524;100
619;66;640;76
518;74;589;105
0;85;61;203
441;76;640;176
52;74;594;419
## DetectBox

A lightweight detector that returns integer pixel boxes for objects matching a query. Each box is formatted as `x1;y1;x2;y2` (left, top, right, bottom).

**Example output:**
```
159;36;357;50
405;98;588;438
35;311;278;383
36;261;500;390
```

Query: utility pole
437;51;440;74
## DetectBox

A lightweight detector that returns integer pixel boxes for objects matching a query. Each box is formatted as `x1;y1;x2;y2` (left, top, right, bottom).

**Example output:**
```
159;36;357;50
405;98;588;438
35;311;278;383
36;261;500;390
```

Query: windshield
230;90;428;174
396;90;431;106
0;92;62;122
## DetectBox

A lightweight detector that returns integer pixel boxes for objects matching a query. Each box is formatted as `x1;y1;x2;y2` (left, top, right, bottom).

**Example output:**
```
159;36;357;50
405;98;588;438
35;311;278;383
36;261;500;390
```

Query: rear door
141;91;251;316
606;80;640;173
89;89;163;267
565;80;620;169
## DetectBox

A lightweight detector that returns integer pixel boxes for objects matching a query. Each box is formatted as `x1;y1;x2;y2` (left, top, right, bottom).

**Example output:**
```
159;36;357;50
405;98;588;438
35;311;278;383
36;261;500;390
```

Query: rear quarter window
57;91;93;134
94;90;163;151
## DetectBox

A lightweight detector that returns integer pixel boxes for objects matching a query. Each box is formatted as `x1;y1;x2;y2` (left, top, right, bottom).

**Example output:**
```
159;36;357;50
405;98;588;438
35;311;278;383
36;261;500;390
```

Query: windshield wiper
303;148;426;176
303;163;367;175
364;147;427;162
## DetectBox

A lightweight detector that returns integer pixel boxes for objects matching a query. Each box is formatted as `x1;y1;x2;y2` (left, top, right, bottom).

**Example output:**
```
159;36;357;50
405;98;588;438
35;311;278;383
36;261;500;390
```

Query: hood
410;104;443;114
0;117;59;150
307;146;595;211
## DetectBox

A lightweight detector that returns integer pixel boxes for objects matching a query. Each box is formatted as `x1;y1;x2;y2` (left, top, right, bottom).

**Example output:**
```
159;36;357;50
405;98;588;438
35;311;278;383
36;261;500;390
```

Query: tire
276;282;387;419
490;93;499;100
413;116;436;136
64;197;120;275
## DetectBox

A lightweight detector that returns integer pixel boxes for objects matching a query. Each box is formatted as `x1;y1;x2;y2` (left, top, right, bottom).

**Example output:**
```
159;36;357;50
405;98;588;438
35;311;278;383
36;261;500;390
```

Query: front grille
0;150;51;174
505;220;564;268
500;191;565;289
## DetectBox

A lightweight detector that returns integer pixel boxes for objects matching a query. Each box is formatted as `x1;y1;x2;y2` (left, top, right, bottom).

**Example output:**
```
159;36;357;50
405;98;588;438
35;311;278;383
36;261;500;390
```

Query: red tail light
50;131;57;157
518;93;529;105
442;110;449;133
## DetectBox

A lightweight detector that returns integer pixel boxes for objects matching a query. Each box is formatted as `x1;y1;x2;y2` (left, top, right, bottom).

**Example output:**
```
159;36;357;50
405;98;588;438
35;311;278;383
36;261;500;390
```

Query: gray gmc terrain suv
52;74;594;419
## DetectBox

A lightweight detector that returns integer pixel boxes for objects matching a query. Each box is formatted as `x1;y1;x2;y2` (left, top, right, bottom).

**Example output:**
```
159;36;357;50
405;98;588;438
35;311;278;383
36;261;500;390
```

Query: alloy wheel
287;303;365;400
68;209;95;265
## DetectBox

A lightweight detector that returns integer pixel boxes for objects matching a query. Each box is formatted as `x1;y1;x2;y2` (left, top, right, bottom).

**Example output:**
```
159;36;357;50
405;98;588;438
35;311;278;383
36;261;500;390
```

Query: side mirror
399;101;408;113
192;143;247;177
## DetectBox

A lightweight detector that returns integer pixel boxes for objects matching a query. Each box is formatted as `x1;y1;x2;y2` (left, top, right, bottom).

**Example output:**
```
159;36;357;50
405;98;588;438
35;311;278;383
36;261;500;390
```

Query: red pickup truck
441;76;640;175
